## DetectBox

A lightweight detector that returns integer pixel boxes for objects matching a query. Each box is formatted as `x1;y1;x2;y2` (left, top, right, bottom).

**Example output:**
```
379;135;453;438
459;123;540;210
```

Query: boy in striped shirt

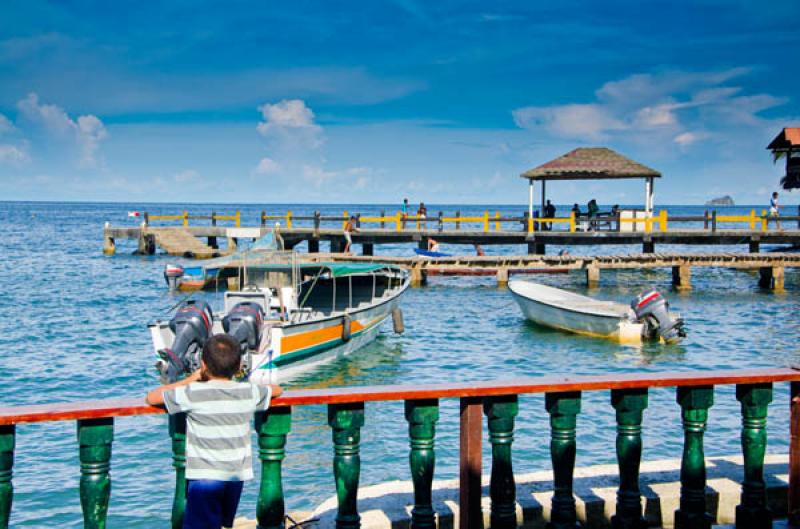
147;334;283;529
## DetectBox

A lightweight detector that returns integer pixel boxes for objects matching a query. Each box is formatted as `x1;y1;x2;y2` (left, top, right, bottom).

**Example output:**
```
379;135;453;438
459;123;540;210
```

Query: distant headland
705;195;735;206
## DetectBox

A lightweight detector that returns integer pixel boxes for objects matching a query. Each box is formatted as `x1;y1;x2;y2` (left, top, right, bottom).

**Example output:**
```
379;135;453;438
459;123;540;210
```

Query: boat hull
508;281;643;343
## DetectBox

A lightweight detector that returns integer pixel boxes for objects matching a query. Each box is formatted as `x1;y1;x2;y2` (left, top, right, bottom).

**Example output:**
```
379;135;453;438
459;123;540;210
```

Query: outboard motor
164;264;185;291
222;302;264;353
631;290;685;343
159;300;213;382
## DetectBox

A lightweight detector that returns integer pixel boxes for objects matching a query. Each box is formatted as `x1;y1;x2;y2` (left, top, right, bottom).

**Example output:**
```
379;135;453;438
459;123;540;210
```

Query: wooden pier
102;207;800;258
324;252;800;289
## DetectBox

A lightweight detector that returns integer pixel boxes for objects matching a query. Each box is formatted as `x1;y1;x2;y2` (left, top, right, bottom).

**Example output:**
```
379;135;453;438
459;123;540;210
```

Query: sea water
0;201;798;527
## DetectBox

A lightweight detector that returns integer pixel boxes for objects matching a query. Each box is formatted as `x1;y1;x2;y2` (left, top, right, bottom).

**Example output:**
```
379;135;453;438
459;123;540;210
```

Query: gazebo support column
528;180;534;231
541;180;546;221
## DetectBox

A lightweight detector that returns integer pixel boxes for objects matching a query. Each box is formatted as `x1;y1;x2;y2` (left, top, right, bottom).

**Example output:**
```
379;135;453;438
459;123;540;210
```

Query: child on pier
146;334;283;529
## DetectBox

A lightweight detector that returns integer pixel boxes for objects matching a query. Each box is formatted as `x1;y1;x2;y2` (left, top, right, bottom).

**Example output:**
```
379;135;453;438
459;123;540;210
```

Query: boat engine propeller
631;290;685;343
158;300;213;382
222;301;264;353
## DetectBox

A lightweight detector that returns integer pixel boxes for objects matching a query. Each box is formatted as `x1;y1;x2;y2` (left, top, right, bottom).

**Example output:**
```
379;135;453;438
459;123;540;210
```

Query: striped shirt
163;380;272;481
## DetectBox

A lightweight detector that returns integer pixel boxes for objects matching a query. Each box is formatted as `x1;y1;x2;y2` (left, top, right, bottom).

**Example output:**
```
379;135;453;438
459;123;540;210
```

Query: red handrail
2;367;799;426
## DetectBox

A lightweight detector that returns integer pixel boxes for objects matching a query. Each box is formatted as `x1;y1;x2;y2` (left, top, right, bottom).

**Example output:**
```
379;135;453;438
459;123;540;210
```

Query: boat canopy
223;261;401;278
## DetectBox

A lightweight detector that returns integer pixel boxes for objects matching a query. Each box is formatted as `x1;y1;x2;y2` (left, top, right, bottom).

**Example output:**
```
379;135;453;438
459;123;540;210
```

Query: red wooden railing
1;367;799;529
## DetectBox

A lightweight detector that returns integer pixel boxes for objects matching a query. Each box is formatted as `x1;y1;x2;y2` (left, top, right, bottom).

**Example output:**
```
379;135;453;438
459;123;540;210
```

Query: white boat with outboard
508;280;685;343
150;258;409;384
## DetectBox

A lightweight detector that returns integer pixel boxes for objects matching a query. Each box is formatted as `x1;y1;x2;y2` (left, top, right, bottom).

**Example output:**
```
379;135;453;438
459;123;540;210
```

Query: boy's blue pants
184;479;244;529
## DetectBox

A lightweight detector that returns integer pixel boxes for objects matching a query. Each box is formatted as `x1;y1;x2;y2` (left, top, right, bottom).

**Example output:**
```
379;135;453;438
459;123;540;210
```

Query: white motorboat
150;258;409;384
508;280;684;343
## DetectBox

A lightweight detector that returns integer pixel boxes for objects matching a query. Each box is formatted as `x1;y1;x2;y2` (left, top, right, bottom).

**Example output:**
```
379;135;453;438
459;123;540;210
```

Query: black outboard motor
159;300;213;382
164;264;185;291
631;290;685;343
222;302;264;353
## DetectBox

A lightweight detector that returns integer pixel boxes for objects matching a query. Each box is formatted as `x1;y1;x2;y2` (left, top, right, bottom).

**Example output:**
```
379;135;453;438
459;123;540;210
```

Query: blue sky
0;0;798;205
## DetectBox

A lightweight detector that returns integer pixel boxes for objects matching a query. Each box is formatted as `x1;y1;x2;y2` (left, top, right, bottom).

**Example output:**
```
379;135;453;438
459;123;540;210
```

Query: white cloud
513;68;787;147
257;99;323;149
254;157;281;174
0;144;29;165
513;103;625;140
173;169;198;183
16;93;108;167
0;114;14;134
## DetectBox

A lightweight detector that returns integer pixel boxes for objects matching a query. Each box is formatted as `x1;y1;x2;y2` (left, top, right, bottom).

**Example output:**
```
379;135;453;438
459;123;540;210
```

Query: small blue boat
414;248;451;258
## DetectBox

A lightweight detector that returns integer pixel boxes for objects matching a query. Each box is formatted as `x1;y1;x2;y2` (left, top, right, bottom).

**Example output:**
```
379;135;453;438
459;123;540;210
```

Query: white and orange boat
150;259;409;383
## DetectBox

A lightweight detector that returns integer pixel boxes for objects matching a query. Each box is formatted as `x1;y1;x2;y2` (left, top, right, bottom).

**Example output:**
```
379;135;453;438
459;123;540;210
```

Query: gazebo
766;128;800;190
520;147;662;220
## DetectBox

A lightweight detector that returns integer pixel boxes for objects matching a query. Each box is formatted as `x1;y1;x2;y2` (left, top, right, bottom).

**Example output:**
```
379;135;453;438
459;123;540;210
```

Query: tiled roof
521;147;661;180
767;128;800;150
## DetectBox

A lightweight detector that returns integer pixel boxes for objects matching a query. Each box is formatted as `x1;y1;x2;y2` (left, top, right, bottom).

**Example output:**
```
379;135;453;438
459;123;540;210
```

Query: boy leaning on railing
146;334;283;529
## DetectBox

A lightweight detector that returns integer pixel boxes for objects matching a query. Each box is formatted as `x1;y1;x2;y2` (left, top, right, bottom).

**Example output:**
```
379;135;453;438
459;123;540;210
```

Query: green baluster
545;391;581;529
169;413;187;529
405;399;439;529
675;386;714;529
610;388;648;529
0;425;14;529
735;383;773;529
329;403;365;529
77;418;114;529
256;406;292;529
484;395;519;529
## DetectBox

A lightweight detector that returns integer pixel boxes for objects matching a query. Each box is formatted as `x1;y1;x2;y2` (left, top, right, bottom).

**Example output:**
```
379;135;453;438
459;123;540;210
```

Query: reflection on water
0;202;798;527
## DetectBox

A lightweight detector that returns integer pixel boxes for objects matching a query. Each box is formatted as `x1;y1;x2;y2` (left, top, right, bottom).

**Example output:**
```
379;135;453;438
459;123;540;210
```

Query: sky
0;0;799;205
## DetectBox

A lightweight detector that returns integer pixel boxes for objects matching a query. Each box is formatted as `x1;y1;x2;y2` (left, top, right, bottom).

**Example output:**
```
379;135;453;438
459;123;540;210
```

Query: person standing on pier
146;334;283;529
417;202;427;230
401;198;409;229
544;200;556;231
344;215;359;254
769;192;782;230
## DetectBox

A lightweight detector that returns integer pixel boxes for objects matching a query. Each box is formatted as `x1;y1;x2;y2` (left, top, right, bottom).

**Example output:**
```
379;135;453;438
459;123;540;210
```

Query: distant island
705;195;735;206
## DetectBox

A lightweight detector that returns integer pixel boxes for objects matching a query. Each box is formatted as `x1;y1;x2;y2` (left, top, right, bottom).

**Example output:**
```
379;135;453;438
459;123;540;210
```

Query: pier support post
758;266;784;291
484;395;519;529
672;264;692;291
256;407;292;529
749;239;760;253
102;223;115;255
411;266;427;288
78;417;114;529
611;389;648;529
735;383;773;529
527;241;546;255
0;425;14;528
329;403;365;529
308;239;320;253
405;400;439;529
675;386;714;529
137;231;155;255
642;239;654;254
169;414;187;529
545;391;582;529
496;268;509;288
362;243;374;256
586;265;600;288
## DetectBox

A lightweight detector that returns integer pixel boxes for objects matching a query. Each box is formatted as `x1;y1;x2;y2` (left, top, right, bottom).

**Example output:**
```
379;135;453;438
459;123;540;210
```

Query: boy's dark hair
202;334;241;378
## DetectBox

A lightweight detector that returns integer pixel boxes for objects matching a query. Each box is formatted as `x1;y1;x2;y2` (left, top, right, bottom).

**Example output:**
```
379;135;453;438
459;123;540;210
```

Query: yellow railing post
343;211;348;230
183;210;189;227
287;210;293;229
396;212;402;232
235;210;241;228
570;211;576;232
761;209;768;232
483;210;489;233
494;211;500;231
527;215;533;234
644;214;652;233
749;209;756;230
659;210;667;232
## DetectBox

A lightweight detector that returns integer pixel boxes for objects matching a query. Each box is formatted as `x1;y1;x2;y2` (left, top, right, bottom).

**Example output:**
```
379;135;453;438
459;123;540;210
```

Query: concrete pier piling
672;263;692;291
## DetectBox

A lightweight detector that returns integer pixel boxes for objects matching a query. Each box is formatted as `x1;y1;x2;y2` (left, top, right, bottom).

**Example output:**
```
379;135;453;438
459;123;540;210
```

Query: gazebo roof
520;147;661;181
767;128;800;151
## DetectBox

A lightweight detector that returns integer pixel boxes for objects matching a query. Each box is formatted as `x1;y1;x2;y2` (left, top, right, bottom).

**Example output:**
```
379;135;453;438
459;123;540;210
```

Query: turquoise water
1;201;798;527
